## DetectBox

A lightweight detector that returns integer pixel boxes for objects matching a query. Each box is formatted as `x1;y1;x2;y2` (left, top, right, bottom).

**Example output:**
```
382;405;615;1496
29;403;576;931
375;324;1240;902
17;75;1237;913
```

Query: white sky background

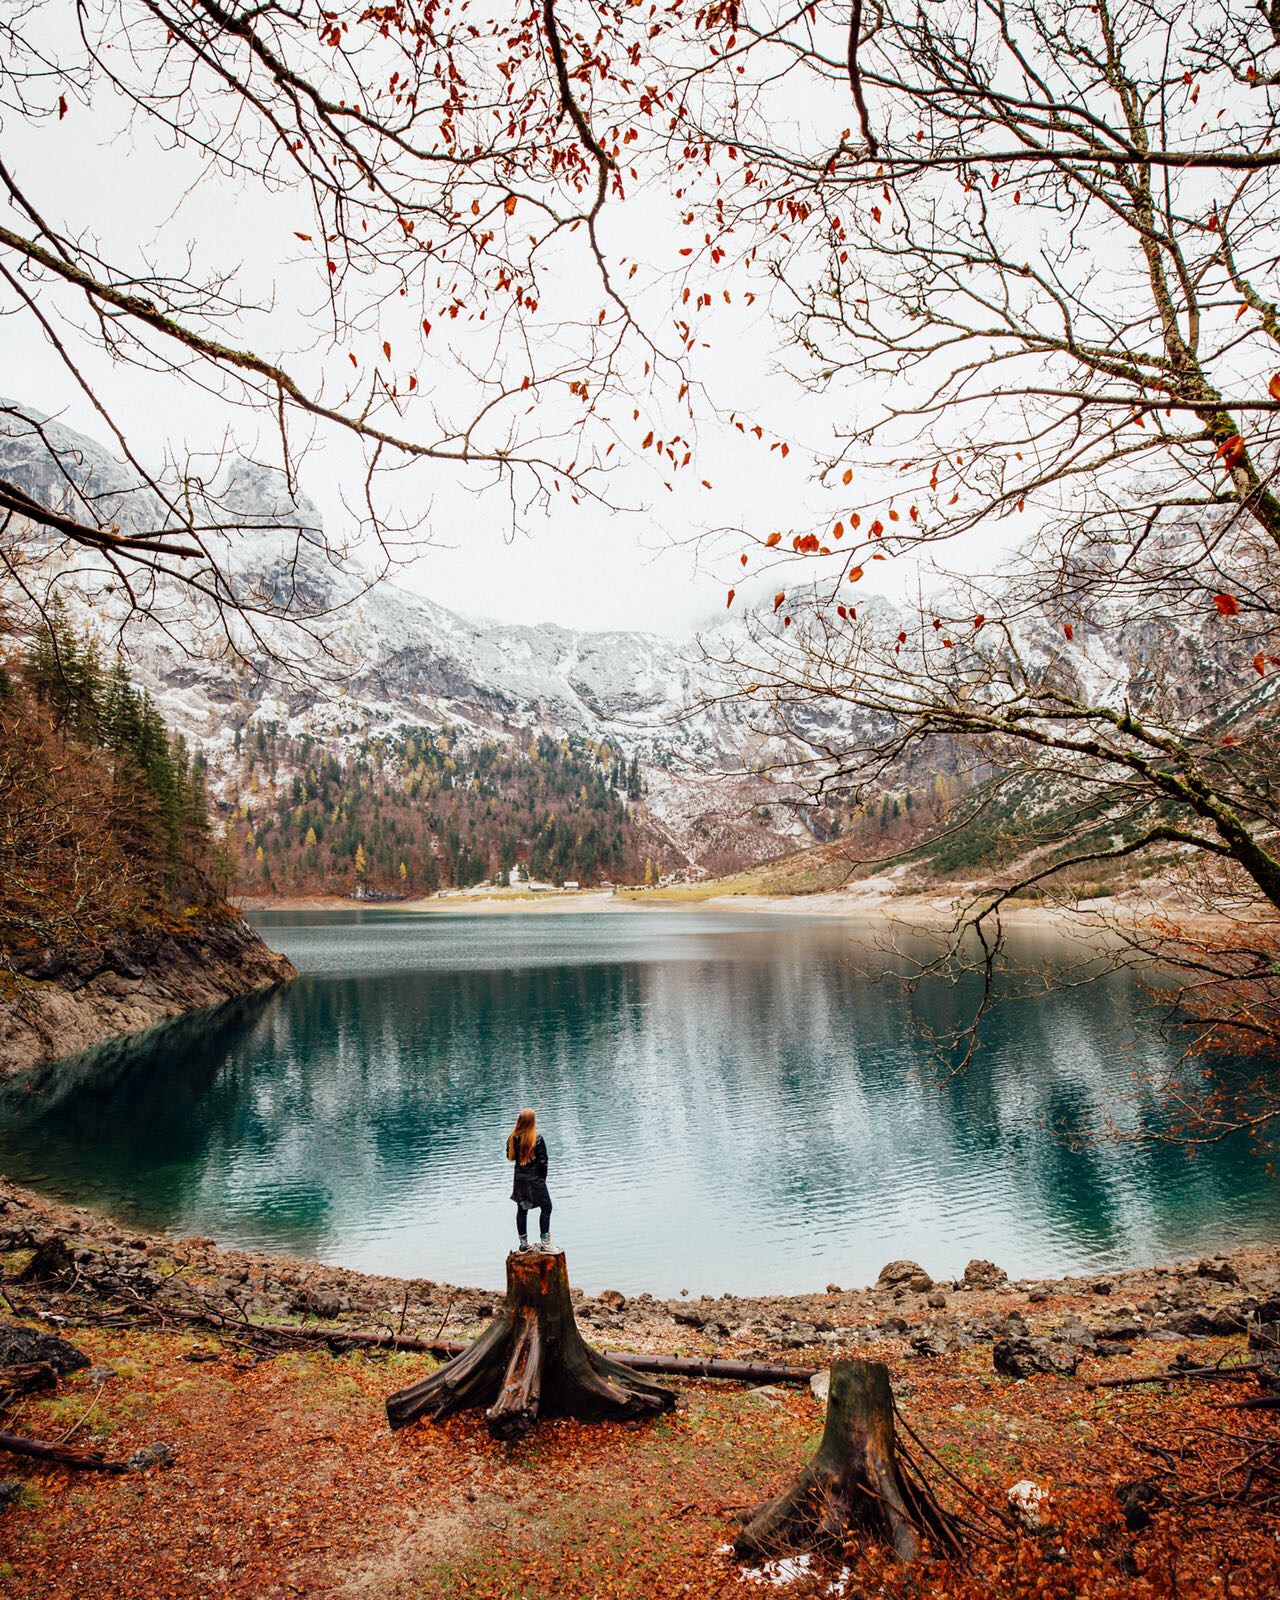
0;5;1033;638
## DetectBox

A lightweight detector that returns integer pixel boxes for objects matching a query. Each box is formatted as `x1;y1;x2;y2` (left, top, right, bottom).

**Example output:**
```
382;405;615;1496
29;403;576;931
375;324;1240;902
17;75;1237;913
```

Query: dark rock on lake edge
0;914;296;1075
2;1176;1277;1371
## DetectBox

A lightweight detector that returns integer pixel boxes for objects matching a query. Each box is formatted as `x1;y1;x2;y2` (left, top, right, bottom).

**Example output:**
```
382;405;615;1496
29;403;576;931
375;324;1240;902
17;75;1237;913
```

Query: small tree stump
385;1251;675;1442
734;1359;961;1565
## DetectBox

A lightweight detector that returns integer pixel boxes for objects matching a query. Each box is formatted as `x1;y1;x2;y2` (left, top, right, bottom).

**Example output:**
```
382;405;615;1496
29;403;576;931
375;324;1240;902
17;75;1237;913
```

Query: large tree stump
385;1251;675;1442
734;1359;961;1565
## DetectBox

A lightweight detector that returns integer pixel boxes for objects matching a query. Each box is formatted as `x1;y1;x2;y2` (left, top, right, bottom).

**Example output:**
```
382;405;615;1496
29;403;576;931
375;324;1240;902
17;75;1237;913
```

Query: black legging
516;1203;552;1238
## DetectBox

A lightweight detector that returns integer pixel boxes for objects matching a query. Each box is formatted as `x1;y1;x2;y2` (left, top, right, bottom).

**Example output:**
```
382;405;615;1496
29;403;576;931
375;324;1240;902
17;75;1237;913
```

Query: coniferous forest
1;605;219;976
226;723;652;895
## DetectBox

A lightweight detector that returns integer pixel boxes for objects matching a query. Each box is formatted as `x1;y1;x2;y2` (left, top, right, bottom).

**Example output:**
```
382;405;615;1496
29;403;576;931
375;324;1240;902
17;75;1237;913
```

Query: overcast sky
0;6;1019;639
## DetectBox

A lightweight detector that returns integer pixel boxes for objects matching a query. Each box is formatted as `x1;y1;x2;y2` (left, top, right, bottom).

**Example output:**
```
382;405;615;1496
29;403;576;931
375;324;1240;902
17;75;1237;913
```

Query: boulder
1115;1478;1166;1531
876;1260;934;1293
993;1336;1079;1379
1094;1317;1146;1342
963;1259;1007;1290
289;1287;345;1320
0;1323;89;1375
126;1442;176;1472
1196;1258;1240;1284
1007;1479;1051;1532
671;1305;706;1328
598;1289;627;1311
1165;1306;1244;1338
909;1321;968;1358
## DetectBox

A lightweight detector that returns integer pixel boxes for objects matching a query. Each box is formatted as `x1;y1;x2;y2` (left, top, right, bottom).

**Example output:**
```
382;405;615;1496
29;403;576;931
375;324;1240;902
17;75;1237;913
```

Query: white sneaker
538;1236;555;1253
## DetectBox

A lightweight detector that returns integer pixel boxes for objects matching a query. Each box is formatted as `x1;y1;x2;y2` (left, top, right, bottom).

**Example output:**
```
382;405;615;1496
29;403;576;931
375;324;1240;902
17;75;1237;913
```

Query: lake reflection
1;909;1276;1294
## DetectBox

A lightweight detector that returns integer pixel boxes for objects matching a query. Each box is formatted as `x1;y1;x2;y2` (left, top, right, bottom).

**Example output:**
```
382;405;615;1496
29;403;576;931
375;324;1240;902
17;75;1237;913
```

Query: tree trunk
385;1250;676;1442
734;1359;960;1565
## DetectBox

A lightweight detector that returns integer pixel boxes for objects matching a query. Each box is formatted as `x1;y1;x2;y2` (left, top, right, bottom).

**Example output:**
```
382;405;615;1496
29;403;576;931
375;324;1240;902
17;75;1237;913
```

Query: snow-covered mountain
3;403;1270;879
0;405;831;870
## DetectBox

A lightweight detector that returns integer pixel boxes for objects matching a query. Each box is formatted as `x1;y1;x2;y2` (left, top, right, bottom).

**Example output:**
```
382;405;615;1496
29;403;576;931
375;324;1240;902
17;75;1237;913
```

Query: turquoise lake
2;908;1277;1295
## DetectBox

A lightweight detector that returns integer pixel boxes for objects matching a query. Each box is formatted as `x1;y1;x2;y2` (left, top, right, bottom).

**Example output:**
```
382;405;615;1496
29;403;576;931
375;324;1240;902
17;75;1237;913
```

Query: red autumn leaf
1269;373;1280;402
1217;434;1246;469
423;320;432;337
294;232;313;242
842;468;853;485
58;95;68;119
504;195;517;215
1063;622;1074;640
1254;652;1267;676
740;553;748;566
783;615;792;627
850;513;861;529
348;352;357;368
726;588;735;607
837;605;847;619
408;375;417;391
1222;734;1238;746
833;521;844;539
869;519;884;536
1213;593;1241;615
642;431;654;449
773;592;786;612
897;630;907;644
765;532;781;548
847;566;864;582
382;340;391;360
932;618;942;630
974;615;986;629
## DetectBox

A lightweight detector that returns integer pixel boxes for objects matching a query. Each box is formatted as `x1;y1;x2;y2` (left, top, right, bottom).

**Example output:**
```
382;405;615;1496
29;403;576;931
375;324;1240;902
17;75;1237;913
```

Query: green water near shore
1;909;1276;1294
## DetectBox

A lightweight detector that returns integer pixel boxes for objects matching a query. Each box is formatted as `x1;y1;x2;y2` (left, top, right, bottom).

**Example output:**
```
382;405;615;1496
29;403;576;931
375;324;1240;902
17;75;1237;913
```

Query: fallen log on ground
385;1250;676;1441
50;1301;816;1383
733;1359;966;1565
0;1430;127;1473
1089;1362;1262;1390
0;1360;58;1408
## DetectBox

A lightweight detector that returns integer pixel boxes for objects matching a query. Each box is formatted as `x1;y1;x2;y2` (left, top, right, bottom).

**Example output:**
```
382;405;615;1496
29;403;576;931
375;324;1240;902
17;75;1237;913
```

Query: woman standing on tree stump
508;1108;553;1252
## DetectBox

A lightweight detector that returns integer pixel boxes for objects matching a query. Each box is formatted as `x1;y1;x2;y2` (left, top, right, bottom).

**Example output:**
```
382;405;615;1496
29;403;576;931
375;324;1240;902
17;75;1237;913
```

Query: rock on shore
0;914;296;1075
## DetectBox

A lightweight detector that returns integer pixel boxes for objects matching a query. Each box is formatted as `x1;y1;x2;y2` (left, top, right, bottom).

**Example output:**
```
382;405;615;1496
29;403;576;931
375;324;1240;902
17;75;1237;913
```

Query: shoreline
234;884;1222;931
6;1174;1277;1341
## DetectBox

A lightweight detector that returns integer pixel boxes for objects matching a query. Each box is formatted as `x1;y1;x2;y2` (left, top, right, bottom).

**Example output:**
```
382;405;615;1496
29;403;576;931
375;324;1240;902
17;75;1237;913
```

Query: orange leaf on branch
1213;593;1241;615
1269;373;1280;402
765;532;781;547
1217;435;1246;470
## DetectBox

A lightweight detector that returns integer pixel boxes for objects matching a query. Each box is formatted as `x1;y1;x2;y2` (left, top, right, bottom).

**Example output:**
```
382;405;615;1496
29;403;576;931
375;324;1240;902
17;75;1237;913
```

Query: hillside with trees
224;722;672;896
0;607;292;1072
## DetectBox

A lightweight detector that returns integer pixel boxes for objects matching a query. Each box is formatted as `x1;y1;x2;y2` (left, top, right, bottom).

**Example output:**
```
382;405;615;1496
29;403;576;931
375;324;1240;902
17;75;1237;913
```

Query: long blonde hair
507;1108;537;1165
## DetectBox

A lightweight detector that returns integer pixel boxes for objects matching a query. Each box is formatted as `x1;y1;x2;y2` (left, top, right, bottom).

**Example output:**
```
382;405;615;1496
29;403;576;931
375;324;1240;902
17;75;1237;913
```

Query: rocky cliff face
0;916;296;1076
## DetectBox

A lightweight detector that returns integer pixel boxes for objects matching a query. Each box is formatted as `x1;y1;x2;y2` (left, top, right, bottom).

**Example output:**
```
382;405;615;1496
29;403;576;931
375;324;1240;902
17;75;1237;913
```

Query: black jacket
511;1134;551;1209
